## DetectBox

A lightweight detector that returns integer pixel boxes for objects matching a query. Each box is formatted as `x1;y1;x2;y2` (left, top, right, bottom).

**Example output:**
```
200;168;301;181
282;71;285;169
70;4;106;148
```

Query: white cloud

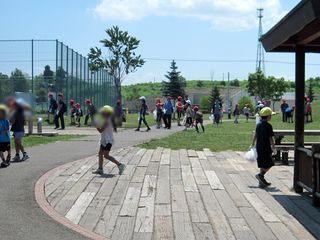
92;0;287;31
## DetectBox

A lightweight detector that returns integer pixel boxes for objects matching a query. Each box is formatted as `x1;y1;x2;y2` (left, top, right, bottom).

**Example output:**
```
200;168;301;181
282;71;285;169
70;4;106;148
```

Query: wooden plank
111;216;135;240
203;148;213;157
240;207;277;240
196;151;207;160
205;170;225;190
198;185;235;240
119;186;141;217
134;193;155;233
192;167;209;185
267;222;298;240
171;185;189;213
133;232;152;240
119;164;135;181
141;175;157;198
179;149;190;166
155;204;171;216
190;157;202;169
138;149;154;167
170;168;182;185
156;165;171;204
160;148;171;165
224;183;251;207
108;180;130;205
170;150;180;169
192;223;216;240
151;147;163;162
131;167;147;183
154;216;174;240
214;190;241;218
229;218;257;240
172;212;195;240
181;165;198;192
146;161;159;175
243;193;280;222
185;192;209;223
129;148;147;165
229;173;252;193
95;205;121;238
187;149;198;157
65;192;96;224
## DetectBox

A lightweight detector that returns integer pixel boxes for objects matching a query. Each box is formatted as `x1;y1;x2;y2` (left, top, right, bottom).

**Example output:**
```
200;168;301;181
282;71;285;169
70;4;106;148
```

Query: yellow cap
260;107;272;117
0;104;8;112
99;105;114;114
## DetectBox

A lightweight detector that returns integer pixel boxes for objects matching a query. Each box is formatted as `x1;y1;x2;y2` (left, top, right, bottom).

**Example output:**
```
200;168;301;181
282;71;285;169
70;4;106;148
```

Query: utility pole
256;8;265;73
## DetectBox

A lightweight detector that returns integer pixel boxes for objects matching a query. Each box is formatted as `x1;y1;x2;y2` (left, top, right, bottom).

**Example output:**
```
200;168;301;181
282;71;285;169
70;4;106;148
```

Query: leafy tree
238;96;254;113
56;66;66;92
0;73;11;100
307;79;315;102
199;96;211;113
230;79;240;87
220;80;226;86
247;70;274;100
162;60;186;100
34;75;47;103
270;77;288;109
88;26;145;100
196;80;204;88
43;65;54;86
210;85;222;104
10;68;29;93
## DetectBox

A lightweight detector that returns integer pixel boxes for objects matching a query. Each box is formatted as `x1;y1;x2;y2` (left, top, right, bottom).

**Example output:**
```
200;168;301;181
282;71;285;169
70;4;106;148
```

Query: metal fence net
0;39;116;113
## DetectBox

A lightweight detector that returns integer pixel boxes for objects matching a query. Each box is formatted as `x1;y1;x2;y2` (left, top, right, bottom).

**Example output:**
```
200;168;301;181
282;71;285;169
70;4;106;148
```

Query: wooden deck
44;147;320;240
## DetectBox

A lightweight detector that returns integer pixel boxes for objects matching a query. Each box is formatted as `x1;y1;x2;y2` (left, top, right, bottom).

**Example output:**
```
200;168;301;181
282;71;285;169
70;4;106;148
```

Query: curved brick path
41;147;319;240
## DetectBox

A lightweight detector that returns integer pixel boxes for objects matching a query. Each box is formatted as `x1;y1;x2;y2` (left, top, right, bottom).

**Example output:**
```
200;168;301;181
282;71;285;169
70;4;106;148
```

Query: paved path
43;147;319;240
0;123;192;240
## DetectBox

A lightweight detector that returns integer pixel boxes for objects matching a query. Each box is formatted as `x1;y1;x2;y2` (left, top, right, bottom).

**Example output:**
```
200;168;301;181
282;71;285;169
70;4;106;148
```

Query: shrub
199;96;211;113
238;96;254;114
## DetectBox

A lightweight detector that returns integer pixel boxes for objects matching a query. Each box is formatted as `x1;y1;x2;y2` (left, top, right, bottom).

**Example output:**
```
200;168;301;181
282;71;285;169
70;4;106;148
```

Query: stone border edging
34;160;109;240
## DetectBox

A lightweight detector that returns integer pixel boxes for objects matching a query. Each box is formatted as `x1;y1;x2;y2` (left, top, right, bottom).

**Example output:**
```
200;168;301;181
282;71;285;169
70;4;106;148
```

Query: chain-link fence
0;39;117;113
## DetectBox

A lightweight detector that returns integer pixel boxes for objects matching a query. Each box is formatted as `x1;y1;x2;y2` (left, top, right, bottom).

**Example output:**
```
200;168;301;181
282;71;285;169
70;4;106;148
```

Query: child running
193;106;205;133
251;107;275;188
0;105;11;168
184;100;193;130
92;105;125;175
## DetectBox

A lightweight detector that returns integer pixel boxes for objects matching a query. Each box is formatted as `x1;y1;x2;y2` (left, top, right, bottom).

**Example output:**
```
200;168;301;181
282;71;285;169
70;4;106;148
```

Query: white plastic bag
209;114;214;121
245;147;257;161
153;110;157;121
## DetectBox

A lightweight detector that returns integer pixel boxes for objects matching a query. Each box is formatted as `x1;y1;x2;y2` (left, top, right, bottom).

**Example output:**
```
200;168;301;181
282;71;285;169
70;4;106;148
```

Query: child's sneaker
12;154;20;162
21;153;29;161
118;164;126;175
255;174;267;188
92;168;104;175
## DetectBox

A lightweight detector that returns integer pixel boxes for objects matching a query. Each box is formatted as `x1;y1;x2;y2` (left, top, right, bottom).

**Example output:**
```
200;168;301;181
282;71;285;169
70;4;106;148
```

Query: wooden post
294;46;305;193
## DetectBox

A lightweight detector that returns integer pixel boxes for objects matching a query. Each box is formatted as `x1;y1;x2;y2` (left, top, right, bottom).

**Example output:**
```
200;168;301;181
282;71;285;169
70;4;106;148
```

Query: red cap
156;98;160;101
193;106;199;111
178;96;182;100
69;99;75;103
48;92;53;97
85;99;91;104
75;103;80;107
167;96;172;100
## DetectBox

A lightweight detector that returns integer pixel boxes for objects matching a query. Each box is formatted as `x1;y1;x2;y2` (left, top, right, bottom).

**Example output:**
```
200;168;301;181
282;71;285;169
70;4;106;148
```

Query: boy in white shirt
92;105;125;175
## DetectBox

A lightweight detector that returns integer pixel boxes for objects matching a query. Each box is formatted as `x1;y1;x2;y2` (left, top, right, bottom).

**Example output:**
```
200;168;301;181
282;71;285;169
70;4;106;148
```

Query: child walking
184;100;193;130
92;105;125;175
0;105;11;168
193;106;205;133
252;107;275;188
233;104;240;124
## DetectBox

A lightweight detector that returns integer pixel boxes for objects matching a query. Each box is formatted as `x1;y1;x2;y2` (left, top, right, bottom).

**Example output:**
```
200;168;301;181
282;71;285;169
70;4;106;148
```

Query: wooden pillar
294;46;305;193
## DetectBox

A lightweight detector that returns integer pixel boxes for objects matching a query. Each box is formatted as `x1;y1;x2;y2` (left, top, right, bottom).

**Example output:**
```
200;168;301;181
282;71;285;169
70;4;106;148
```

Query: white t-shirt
100;117;114;146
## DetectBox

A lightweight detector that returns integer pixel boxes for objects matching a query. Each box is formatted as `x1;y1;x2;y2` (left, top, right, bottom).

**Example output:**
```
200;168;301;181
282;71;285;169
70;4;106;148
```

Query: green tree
43;65;54;86
247;70;274;100
162;60;186;100
199;96;211;113
0;73;11;100
88;26;145;100
196;80;204;88
10;68;29;93
56;66;66;92
307;79;315;102
238;96;254;113
220;80;226;86
34;75;47;103
210;85;222;104
230;79;240;87
270;77;288;109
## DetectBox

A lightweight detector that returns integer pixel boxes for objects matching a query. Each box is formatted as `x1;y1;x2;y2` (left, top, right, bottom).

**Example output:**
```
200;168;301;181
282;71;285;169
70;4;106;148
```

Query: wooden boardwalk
44;147;320;240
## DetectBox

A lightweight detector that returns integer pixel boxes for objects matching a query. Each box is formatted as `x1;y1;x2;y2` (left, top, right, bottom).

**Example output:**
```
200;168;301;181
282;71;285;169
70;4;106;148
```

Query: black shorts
0;142;10;152
257;150;274;169
100;143;112;151
186;117;193;125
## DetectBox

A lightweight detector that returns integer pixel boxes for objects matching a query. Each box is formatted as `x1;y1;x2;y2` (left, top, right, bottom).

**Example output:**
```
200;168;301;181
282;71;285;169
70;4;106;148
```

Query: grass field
18;134;86;148
140;101;320;152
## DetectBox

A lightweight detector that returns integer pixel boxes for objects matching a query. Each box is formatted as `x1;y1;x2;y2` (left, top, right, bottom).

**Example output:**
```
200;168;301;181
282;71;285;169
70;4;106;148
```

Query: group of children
0;99;29;168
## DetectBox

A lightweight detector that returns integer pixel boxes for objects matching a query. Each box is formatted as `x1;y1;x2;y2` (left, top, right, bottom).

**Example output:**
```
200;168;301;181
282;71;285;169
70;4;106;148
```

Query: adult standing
84;99;96;126
280;100;289;122
47;93;57;124
135;96;151;132
54;93;67;130
212;99;222;126
163;96;174;129
175;96;184;126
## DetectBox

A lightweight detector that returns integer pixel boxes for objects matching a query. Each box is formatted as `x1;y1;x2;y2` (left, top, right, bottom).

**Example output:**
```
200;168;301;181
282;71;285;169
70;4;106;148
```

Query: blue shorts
13;132;25;140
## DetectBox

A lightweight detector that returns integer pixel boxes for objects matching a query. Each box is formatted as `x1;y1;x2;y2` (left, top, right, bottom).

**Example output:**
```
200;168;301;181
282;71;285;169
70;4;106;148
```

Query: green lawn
17;134;86;148
140;101;320;152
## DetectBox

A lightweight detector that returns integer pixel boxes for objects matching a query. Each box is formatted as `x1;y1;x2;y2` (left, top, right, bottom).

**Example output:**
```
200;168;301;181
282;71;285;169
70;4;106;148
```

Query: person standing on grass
243;104;251;123
184;100;193;130
69;99;76;125
175;96;184;126
0;105;11;168
54;93;67;130
47;92;57;124
280;100;289;122
251;107;276;188
212;99;222;126
163;96;173;129
135;96;151;132
306;98;312;123
233;104;240;124
11;100;29;162
193;106;205;133
155;102;163;129
84;99;96;126
92;105;125;175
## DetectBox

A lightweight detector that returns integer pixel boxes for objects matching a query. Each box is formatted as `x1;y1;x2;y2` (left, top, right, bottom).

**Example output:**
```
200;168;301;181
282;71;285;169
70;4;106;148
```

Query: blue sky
1;0;320;84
